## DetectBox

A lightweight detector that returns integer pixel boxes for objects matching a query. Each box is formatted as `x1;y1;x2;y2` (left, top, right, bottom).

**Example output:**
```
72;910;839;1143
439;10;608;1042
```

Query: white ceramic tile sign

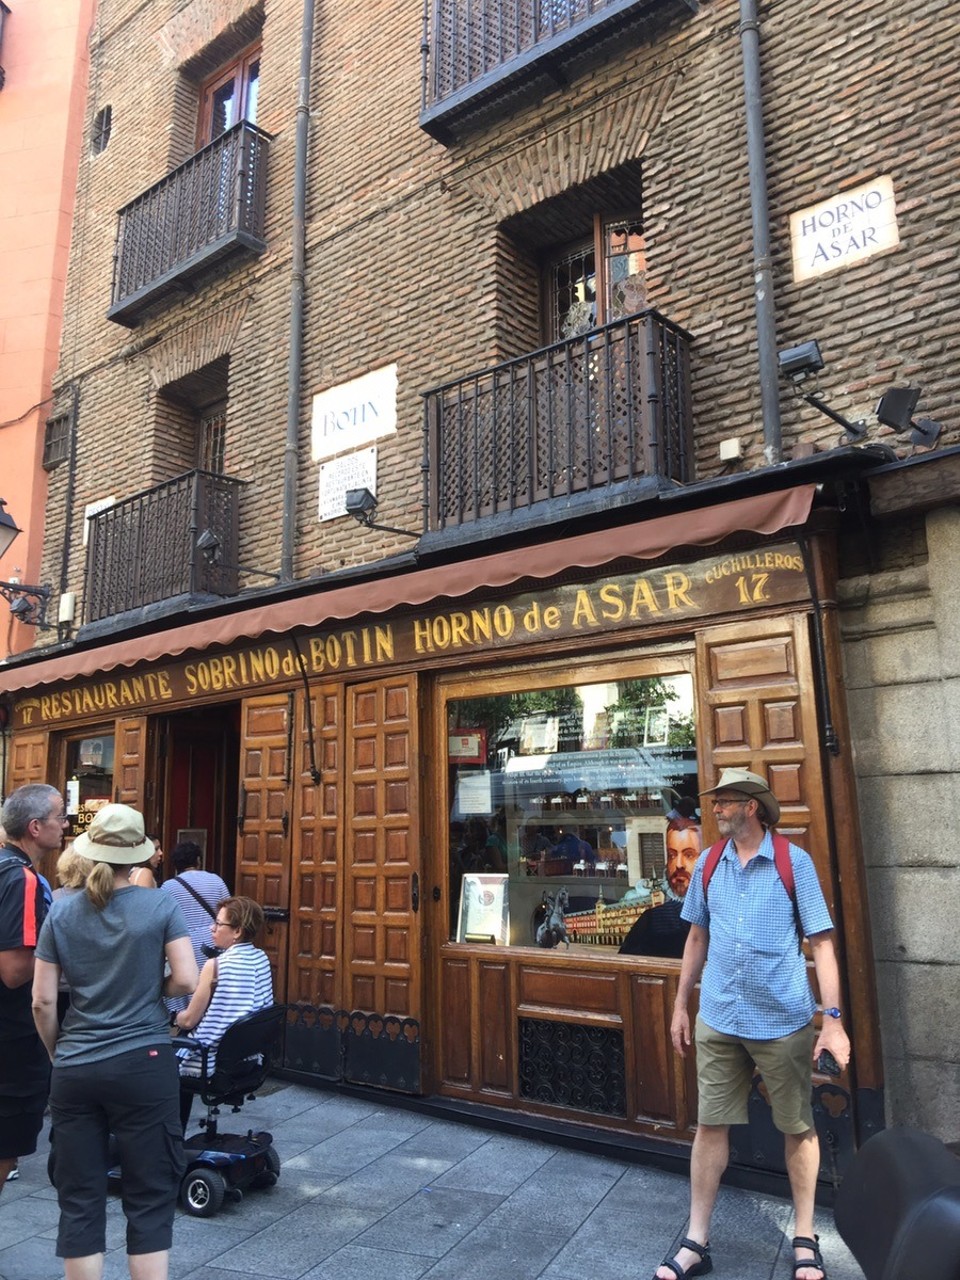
790;176;899;282
311;363;398;462
318;446;377;522
82;497;116;546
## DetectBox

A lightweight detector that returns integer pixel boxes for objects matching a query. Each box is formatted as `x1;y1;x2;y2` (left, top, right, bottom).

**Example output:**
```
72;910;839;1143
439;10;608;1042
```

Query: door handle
237;784;247;832
411;871;420;914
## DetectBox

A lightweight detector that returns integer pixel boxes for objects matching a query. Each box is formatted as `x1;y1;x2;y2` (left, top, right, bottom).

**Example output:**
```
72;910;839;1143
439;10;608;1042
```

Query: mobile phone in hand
817;1048;842;1077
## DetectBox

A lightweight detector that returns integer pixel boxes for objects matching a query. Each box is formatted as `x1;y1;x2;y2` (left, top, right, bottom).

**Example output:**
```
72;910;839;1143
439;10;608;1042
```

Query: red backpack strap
772;834;795;898
702;833;803;951
700;839;726;900
772;833;804;951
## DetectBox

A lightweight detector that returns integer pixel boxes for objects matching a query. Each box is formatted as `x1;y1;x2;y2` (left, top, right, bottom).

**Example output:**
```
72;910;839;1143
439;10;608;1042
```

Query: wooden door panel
287;683;341;1007
238;693;292;996
115;716;148;808
696;613;831;903
6;731;52;879
7;731;48;791
342;674;421;1020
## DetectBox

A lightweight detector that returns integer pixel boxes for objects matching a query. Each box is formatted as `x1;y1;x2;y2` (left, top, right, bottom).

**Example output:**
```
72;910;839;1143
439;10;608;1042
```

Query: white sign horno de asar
790;176;899;283
311;364;398;462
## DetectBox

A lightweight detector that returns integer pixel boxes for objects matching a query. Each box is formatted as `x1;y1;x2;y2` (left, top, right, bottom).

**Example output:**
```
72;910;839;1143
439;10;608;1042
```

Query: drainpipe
281;0;316;581
739;0;782;465
58;381;80;598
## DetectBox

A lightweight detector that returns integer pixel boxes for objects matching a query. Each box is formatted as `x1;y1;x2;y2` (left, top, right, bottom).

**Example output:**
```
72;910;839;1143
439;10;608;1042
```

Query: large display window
446;660;699;950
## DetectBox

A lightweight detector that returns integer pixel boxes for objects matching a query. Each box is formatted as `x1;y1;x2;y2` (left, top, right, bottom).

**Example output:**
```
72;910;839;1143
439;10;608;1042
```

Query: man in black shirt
0;783;67;1189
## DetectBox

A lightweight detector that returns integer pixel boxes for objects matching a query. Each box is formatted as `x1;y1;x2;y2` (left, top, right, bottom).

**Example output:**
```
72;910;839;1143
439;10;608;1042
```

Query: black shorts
0;1033;51;1158
49;1043;184;1258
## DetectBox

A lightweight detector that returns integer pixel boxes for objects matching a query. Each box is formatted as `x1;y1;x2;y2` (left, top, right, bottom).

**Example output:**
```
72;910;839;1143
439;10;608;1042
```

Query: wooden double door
236;675;424;1088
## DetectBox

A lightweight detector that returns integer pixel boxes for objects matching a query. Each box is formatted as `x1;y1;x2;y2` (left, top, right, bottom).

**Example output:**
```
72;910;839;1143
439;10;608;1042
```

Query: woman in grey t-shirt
33;805;198;1280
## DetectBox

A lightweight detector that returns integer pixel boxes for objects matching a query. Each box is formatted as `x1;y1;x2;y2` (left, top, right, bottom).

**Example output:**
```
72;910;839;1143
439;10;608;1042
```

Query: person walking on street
32;803;198;1280
0;785;68;1192
654;769;850;1280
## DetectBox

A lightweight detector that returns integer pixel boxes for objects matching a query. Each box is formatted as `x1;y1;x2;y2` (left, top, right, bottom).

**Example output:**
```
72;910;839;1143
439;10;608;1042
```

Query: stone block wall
839;506;960;1141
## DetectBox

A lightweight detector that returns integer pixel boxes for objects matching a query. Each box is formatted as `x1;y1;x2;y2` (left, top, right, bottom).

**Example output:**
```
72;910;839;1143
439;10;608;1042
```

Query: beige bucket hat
699;767;781;825
72;803;155;865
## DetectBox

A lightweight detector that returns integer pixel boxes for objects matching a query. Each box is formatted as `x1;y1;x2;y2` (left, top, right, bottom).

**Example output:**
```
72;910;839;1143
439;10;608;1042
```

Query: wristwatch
822;1007;842;1019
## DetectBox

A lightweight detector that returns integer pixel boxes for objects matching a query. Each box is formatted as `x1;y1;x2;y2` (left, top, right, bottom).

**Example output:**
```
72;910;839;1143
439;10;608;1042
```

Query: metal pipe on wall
281;0;317;581
739;0;782;465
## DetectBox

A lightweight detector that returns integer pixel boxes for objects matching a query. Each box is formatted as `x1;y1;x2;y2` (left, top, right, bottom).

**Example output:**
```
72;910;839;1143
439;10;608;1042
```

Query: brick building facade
2;0;960;1170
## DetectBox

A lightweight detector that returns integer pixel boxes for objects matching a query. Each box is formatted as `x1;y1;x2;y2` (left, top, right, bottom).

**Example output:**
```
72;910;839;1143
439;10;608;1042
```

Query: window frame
541;209;646;345
439;646;698;953
196;41;261;149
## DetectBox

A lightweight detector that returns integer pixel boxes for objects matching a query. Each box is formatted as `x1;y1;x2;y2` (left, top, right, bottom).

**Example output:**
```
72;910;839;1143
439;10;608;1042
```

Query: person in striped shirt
171;895;273;1131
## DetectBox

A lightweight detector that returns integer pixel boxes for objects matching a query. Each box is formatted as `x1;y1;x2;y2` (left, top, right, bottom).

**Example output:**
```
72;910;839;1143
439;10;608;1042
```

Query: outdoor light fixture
777;341;866;440
777;340;825;384
0;498;52;627
0;580;52;628
344;488;419;539
0;498;21;559
876;386;943;447
195;530;281;581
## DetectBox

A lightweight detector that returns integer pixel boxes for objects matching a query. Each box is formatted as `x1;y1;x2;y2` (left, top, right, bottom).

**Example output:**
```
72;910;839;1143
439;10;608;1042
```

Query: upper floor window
197;43;260;148
544;212;646;342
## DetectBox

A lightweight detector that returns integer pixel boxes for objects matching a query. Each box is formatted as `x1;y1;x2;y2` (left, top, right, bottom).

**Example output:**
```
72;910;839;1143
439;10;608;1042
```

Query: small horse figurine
536;887;570;949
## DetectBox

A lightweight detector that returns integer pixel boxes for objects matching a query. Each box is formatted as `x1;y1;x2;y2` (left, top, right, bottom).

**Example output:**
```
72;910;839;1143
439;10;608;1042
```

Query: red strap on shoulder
701;834;795;902
772;833;795;900
700;839;726;898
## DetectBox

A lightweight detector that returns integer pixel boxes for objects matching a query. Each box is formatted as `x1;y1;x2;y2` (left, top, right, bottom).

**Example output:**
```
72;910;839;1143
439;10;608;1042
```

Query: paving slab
0;1081;866;1280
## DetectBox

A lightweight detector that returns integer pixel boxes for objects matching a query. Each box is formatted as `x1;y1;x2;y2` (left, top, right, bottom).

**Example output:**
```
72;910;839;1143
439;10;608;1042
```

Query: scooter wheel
251;1144;281;1190
180;1166;226;1217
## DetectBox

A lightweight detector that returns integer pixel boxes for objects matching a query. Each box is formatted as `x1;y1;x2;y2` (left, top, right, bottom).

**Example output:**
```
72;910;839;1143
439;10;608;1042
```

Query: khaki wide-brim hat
72;803;155;865
699;767;781;825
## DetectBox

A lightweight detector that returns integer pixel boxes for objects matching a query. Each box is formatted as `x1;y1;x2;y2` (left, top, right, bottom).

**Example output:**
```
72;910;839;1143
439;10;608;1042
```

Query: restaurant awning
0;485;815;694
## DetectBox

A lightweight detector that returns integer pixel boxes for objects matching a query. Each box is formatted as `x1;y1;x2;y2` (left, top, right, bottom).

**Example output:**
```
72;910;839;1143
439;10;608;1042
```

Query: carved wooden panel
6;731;48;792
629;973;678;1126
115;716;148;809
478;960;512;1094
287;686;341;1007
440;955;472;1086
238;694;292;995
696;613;832;901
342;675;420;1018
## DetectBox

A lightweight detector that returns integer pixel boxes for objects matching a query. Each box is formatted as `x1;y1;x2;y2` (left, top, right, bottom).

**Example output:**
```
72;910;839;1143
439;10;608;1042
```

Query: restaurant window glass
446;670;698;949
64;733;116;840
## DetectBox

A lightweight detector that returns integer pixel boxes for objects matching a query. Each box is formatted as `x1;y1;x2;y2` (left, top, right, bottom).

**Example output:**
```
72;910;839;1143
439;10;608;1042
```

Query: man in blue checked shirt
653;769;850;1280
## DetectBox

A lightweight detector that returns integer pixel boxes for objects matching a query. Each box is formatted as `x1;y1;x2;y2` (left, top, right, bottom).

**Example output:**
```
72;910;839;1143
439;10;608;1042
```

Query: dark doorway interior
158;703;241;889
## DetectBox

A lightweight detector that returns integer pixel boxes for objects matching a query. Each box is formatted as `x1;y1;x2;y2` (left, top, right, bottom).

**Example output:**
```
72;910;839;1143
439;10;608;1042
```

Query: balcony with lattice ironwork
107;122;270;327
419;0;698;143
83;470;246;626
421;309;693;549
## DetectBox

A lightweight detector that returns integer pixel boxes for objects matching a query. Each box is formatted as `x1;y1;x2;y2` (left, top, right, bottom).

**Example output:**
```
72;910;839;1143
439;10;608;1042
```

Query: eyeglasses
711;798;749;810
212;918;232;929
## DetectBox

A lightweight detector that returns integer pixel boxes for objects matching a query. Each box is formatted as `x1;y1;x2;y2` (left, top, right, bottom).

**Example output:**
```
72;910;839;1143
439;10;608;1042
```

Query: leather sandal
791;1235;826;1279
653;1236;713;1279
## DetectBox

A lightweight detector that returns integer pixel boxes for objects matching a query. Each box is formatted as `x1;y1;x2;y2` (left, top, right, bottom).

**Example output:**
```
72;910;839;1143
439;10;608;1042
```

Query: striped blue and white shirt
178;942;274;1075
681;832;834;1040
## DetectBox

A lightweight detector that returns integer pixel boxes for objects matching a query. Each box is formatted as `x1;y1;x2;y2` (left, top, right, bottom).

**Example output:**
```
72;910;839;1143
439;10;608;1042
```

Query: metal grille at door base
518;1018;626;1116
283;1004;421;1093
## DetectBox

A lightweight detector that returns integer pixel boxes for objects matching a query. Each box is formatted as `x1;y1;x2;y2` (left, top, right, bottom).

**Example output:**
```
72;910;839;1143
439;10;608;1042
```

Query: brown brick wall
40;0;960;626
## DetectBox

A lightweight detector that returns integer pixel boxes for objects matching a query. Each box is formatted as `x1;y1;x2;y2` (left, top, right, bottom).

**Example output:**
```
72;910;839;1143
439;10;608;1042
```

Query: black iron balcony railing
420;0;696;141
84;470;245;624
422;310;693;537
107;121;270;326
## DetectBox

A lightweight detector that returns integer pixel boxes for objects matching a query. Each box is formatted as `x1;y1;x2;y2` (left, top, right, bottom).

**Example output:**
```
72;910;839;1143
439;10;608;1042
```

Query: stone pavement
0;1080;865;1280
